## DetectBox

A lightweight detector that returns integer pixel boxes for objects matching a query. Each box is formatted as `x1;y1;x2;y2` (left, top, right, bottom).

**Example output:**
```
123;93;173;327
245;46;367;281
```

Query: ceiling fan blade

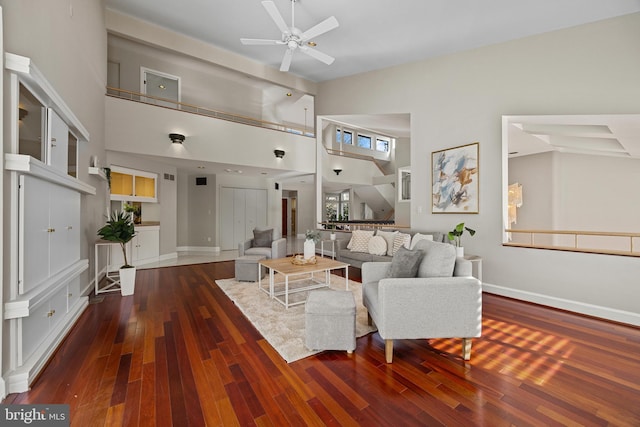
301;16;339;41
240;38;282;45
280;49;294;72
300;46;335;65
262;1;290;35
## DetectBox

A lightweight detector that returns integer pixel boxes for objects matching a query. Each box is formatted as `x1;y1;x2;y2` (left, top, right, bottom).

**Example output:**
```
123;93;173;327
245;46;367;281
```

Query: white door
19;175;51;294
46;109;69;173
49;185;80;275
141;68;180;108
134;228;159;264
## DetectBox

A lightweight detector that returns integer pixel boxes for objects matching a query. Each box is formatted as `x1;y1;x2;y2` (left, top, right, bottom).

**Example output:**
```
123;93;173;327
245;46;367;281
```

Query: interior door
19;175;50;294
141;68;180;108
281;198;288;236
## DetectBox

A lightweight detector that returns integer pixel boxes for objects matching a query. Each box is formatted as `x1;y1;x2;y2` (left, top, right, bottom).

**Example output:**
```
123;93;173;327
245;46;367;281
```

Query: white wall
1;0;107;394
316;13;640;324
283;181;315;237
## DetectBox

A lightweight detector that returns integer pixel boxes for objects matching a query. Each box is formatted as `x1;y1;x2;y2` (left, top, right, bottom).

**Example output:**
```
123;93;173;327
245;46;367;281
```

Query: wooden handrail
106;86;314;137
505;228;640;257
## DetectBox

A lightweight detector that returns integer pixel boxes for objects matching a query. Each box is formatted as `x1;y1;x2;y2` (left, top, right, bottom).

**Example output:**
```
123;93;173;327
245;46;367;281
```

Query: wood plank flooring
4;261;640;426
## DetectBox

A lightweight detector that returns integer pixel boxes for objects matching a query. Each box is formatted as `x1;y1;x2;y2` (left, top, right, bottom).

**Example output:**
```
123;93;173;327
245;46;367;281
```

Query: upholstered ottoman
235;255;266;282
305;290;356;353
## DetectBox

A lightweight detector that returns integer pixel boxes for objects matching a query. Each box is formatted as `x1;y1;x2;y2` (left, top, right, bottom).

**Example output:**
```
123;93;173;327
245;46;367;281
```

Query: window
357;134;372;149
343;131;353;144
325;191;350;221
376;138;389;152
336;129;342;143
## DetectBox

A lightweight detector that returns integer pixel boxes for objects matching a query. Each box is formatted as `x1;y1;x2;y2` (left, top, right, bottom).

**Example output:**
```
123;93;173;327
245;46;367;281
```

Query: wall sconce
19;107;28;121
333;168;342;176
169;133;185;144
274;149;285;159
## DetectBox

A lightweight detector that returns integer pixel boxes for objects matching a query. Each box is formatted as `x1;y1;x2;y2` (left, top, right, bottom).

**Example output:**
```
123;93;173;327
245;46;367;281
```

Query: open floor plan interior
1;1;639;424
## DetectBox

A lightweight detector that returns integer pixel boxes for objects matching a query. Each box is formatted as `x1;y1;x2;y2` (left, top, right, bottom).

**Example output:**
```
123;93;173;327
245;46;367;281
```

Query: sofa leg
462;338;472;360
385;340;394;363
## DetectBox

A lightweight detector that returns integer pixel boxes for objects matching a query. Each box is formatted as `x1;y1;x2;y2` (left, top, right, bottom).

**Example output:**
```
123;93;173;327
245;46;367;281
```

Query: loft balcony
105;88;316;176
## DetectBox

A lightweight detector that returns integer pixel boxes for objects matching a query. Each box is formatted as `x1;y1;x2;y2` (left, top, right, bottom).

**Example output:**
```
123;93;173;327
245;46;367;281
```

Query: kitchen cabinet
110;165;158;202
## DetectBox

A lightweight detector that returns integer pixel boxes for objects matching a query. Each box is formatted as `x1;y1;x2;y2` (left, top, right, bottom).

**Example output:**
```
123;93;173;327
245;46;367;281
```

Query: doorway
140;67;180;108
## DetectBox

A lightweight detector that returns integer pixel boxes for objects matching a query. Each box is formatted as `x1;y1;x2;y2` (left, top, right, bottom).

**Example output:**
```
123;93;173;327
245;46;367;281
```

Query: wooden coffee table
258;257;350;309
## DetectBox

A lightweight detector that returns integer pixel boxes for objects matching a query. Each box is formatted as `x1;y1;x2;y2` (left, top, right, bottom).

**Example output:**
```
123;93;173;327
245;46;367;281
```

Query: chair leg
462;338;472;360
385;339;394;363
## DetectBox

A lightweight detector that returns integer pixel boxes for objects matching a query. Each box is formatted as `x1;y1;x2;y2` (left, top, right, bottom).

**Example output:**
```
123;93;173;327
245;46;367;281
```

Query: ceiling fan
240;0;339;72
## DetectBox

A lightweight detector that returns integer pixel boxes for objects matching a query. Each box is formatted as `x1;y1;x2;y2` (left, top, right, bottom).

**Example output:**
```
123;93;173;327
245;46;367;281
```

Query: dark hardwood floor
4;261;640;426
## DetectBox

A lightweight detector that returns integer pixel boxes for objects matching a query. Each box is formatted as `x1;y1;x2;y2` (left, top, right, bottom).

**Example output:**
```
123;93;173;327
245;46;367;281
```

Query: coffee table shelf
259;257;350;309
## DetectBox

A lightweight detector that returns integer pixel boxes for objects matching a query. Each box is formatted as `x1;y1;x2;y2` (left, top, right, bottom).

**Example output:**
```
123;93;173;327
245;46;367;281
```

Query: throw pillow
376;230;398;256
253;228;273;247
413;239;457;277
368;235;387;256
350;229;374;253
410;233;434;249
389;246;424;278
391;232;411;255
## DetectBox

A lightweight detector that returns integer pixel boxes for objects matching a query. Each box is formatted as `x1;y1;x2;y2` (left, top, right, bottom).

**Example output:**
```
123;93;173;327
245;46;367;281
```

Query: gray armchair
361;239;482;363
238;226;287;260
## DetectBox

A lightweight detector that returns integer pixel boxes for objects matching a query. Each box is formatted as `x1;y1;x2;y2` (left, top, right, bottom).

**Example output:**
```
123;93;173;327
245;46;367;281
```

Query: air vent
196;177;207;186
163;173;175;181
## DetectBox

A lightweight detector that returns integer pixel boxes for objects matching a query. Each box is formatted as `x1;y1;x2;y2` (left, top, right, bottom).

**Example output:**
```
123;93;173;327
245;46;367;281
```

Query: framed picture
432;142;479;213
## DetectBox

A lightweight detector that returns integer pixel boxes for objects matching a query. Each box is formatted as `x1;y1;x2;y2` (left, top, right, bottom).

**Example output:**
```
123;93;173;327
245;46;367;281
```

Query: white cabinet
108;226;160;268
4;53;94;394
134;227;160;264
19;175;80;293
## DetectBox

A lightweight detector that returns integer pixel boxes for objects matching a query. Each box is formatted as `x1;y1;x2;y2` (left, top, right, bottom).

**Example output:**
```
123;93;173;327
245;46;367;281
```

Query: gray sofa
361;239;482;363
336;230;447;269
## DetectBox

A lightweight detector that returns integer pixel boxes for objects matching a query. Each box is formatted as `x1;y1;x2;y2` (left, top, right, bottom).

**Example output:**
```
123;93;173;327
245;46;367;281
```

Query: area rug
215;274;377;363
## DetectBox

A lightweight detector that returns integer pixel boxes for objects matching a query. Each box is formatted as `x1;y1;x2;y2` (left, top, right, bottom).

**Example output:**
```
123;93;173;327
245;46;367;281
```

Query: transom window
335;125;390;153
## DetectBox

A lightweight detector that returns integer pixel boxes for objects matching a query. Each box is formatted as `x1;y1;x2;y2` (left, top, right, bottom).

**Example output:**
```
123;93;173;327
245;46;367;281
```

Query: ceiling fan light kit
240;0;339;72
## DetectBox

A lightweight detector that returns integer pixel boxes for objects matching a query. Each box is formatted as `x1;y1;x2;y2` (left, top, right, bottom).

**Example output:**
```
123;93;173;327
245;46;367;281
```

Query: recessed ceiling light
158;84;166;89
225;168;232;172
236;170;243;174
286;92;292;97
197;166;205;169
261;172;267;175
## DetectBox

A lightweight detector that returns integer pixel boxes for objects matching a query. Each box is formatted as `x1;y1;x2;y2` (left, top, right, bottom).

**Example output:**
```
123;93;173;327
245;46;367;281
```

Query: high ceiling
104;0;640;83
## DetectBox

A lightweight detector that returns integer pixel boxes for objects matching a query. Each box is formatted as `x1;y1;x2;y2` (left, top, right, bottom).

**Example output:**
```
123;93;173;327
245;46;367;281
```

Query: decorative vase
456;246;465;257
304;239;316;260
119;266;137;296
330;233;336;241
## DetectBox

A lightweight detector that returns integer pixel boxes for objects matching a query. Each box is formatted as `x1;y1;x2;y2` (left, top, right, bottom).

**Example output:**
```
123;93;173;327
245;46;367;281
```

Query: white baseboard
158;252;178;261
483;282;640;327
177;246;221;253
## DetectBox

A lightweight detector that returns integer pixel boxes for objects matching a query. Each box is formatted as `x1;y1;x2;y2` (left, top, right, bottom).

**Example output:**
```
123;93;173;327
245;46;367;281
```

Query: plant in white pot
304;229;321;260
448;222;476;257
98;211;137;296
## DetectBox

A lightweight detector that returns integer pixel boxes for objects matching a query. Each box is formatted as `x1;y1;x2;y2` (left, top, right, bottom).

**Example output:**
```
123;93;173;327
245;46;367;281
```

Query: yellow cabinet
110;166;157;202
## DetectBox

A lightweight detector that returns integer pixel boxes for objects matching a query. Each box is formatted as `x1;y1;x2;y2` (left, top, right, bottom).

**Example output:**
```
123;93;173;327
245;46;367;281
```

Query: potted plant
304;229;321;260
448;222;476;257
327;223;337;240
98;210;137;296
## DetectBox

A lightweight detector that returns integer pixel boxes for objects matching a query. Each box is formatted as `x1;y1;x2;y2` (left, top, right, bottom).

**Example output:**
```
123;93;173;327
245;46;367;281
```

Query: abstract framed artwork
432;142;479;213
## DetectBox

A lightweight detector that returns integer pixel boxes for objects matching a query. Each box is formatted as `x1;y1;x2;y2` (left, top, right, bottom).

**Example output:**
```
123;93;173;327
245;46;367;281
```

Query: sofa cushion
340;250;375;264
410;232;434;249
391;232;411;255
349;230;375;253
389;246;424;278
414;239;456;278
368;235;387;256
376;230;398;256
253;228;273;247
245;247;273;258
